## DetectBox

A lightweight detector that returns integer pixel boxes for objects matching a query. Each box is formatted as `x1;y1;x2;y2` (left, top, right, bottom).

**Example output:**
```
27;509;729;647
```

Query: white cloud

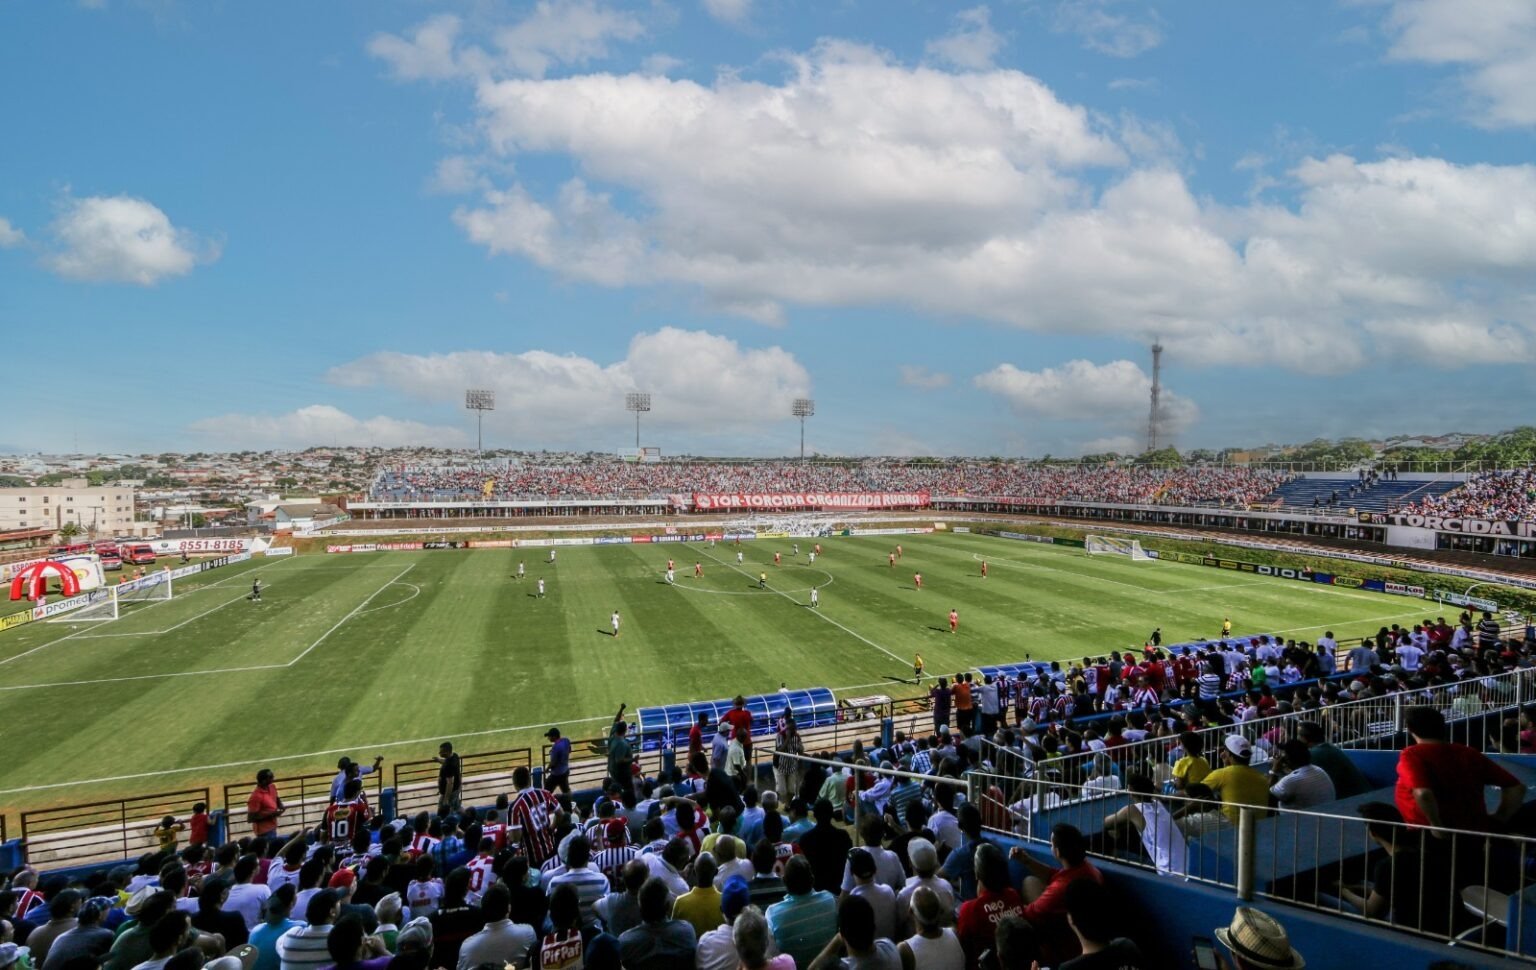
46;195;216;285
324;328;812;446
926;6;1005;71
641;53;684;76
1107;77;1155;91
1052;1;1163;59
0;218;24;248
369;2;644;82
974;359;1198;432
1080;435;1142;455
1363;316;1536;367
383;33;1536;374
702;0;752;26
429;155;491;194
189;405;468;449
899;365;952;390
1380;0;1536;128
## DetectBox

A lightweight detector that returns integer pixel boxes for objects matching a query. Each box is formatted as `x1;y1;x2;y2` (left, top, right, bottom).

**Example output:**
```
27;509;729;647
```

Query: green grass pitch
0;532;1432;810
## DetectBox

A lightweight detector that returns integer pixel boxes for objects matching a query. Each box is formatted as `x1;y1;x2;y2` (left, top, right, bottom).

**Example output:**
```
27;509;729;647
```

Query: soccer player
549;548;557;564
808;551;816;564
537;578;546;598
694;562;703;579
914;572;923;590
914;653;924;678
774;552;781;566
611;610;621;637
793;543;799;556
948;609;958;634
889;552;896;568
667;559;675;573
517;561;525;580
810;586;819;608
1222;617;1232;637
980;560;988;579
896;544;903;558
758;572;767;589
665;567;675;584
250;578;262;602
814;542;822;556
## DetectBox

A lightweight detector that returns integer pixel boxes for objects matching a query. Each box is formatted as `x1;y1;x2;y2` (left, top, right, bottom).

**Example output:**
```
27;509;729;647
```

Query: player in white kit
611;610;621;637
665;568;675;584
736;551;744;564
517;561;525;580
810;586;819;608
537;578;546;597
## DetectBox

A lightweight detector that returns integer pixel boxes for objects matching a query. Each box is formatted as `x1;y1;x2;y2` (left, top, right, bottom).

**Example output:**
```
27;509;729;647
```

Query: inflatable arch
8;560;81;601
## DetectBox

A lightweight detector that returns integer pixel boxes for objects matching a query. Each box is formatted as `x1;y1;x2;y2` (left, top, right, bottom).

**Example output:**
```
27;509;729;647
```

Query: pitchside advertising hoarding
1362;512;1536;537
690;491;930;511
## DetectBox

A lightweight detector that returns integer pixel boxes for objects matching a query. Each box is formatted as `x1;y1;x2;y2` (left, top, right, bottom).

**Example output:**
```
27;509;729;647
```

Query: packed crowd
6;608;1529;970
368;461;1294;509
1401;466;1536;522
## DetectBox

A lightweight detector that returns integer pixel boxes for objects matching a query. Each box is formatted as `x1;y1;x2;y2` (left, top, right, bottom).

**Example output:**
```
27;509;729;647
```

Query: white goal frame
52;569;175;622
1084;535;1153;561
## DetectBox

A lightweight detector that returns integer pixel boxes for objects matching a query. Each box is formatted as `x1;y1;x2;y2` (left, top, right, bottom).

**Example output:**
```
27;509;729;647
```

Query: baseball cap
397;916;433;950
205;944;259;970
328;868;356;890
545;728;561;739
721;876;751;919
1225;735;1252;758
124;886;157;915
907;838;938;872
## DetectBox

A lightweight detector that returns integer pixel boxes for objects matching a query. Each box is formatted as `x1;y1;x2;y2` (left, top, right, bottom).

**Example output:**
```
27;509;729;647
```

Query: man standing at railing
331;756;384;803
1396;706;1523;837
433;743;462;817
247;769;287;840
544;727;571;796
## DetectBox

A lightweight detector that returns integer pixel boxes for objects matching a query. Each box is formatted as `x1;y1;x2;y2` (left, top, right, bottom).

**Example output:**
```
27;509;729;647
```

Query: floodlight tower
465;389;495;454
625;392;651;450
1146;339;1163;453
792;398;815;460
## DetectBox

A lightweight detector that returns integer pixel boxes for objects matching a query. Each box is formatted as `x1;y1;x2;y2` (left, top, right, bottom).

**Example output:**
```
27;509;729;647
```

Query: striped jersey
510;787;563;866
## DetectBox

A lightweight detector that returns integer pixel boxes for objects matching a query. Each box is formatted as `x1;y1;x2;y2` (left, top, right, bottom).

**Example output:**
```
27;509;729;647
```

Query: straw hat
1216;907;1304;969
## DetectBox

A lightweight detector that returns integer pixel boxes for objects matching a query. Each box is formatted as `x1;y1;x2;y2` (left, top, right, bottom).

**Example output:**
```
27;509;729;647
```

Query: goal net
55;570;174;622
1085;535;1152;561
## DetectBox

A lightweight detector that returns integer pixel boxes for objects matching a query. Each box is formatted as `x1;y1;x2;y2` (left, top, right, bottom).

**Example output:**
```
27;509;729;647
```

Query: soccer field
0;532;1431;808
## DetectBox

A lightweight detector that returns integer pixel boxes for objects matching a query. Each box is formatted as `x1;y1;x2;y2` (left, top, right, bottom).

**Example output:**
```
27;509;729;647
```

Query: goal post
1085;535;1152;561
51;569;175;623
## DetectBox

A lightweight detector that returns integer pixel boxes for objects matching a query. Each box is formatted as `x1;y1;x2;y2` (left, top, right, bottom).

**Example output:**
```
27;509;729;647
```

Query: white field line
666;567;834;597
0;564;415;692
696;547;908;667
355;582;420;616
75;589;265;638
969;551;1165;593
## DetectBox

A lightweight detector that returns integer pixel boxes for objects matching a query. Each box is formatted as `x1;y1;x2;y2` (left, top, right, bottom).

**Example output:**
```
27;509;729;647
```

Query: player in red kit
774;552;781;566
949;609;959;633
667;559;674;572
694;562;703;578
914;572;923;590
814;543;822;556
326;778;372;842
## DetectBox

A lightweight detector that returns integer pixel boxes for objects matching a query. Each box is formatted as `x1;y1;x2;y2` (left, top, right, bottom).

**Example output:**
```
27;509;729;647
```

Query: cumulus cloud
974;359;1198;433
899;365;952;390
0;217;25;248
702;0;752;26
46;194;216;285
926;6;1005;71
324;328;812;446
375;28;1536;374
1380;0;1536;128
1052;0;1163;59
189;405;468;448
368;2;644;82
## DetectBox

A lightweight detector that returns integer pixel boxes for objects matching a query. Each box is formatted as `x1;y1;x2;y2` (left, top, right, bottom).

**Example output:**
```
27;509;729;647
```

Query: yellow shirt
1202;765;1270;822
1172;755;1211;787
671;886;724;937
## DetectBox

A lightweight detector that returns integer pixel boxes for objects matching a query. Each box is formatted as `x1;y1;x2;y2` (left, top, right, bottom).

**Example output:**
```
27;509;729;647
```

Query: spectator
1202;736;1270;823
798;799;853;895
594;861;647;939
1296;722;1370;799
746;838;787;909
1171;733;1210;792
39;899;112;970
537;886;588;970
192;878;249;948
696;876;752;970
766;857;837;969
1100;773;1187;877
249;887;301;970
135;912;194;970
372;894;402;955
425;870;482;970
278;889;341;970
641;839;691;898
732;906;793;970
993;915;1039;970
841;818;904;895
897;885;962;970
23;890;81;967
957;844;1024;968
714;836;756;889
807;893;899;970
102;892;176;970
671;853;724;939
845;849;897;943
546;836;608;932
1396;706;1523;834
324;916;390;970
403;859;441;921
939;805;989;902
455;884;535;970
895;838;955;937
1057;880;1144;969
617;879;696;970
389;918;432;970
1335;803;1453;936
1267;740;1336;810
1214;907;1305;970
1013;826;1103;963
247;770;286;840
226;856;271;931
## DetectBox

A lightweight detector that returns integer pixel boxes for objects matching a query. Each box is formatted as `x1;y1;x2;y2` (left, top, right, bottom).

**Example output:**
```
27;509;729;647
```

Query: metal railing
222;770;382;844
392;748;533;818
20;787;210;868
971;772;1536;962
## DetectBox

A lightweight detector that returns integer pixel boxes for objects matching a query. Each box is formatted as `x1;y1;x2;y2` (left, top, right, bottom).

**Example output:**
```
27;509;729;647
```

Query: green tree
1135;447;1182;467
58;522;83;541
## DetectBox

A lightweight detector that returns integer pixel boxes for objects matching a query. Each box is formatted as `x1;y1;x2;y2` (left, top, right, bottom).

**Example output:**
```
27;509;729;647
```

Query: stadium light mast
465;389;495;454
792;398;815;460
625;392;651;450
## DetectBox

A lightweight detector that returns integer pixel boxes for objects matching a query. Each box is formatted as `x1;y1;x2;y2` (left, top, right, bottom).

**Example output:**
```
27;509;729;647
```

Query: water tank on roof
636;687;836;751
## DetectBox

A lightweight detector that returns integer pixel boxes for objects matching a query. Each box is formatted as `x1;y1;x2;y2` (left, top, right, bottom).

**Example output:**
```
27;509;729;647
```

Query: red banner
691;491;930;511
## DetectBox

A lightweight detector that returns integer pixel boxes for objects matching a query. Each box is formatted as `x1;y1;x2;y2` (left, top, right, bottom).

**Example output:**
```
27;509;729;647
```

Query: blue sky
2;0;1534;457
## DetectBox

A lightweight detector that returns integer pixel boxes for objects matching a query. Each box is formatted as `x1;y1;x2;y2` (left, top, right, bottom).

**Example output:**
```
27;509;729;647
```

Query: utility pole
1147;339;1163;453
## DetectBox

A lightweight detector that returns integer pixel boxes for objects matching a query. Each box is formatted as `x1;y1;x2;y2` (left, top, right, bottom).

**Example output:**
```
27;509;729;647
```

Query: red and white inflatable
9;560;82;601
